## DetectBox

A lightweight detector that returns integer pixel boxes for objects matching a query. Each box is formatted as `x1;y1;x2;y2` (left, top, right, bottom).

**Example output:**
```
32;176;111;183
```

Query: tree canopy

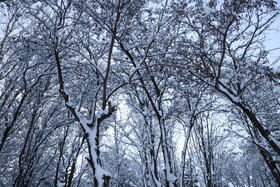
0;0;279;186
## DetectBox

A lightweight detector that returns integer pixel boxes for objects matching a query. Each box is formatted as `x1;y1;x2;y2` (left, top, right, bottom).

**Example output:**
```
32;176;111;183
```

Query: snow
166;54;172;58
130;33;138;42
151;168;162;187
79;117;91;127
88;129;111;187
167;173;177;183
96;7;102;14
149;153;162;187
218;85;240;103
95;165;111;187
66;101;74;107
269;135;280;147
143;107;152;117
127;64;141;82
164;161;177;187
231;95;240;103
203;6;215;15
96;107;109;118
145;1;162;10
135;63;141;70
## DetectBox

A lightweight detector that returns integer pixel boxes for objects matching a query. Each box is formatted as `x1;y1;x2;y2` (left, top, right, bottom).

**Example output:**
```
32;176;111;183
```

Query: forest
0;0;279;187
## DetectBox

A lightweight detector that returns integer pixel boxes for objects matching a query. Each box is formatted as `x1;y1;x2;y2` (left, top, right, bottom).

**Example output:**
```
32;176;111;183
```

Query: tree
0;0;279;186
177;0;280;184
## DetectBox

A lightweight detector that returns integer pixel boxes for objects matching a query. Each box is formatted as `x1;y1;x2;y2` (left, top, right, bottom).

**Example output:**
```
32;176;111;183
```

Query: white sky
265;0;280;67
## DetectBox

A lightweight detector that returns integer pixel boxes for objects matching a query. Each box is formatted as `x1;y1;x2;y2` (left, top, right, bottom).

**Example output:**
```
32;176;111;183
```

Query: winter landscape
0;0;279;186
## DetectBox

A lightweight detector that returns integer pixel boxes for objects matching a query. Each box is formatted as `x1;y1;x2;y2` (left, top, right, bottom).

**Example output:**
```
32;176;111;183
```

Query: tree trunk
179;125;193;187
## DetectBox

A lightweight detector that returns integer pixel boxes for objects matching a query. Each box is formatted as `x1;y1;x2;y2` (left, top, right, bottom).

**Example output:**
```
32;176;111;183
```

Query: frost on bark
55;48;116;186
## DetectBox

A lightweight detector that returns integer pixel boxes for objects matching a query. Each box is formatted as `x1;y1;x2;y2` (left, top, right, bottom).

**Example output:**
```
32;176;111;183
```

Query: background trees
0;0;279;186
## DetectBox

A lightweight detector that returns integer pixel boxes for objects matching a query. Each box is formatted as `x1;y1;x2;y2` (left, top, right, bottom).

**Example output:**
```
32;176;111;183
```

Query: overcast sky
265;0;280;67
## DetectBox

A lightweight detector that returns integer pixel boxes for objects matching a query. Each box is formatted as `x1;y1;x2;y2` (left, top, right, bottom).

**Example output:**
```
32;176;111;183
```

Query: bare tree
177;0;280;184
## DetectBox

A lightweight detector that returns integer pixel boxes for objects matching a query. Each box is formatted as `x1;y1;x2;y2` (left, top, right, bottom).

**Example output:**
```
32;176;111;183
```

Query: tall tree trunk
179;125;193;187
